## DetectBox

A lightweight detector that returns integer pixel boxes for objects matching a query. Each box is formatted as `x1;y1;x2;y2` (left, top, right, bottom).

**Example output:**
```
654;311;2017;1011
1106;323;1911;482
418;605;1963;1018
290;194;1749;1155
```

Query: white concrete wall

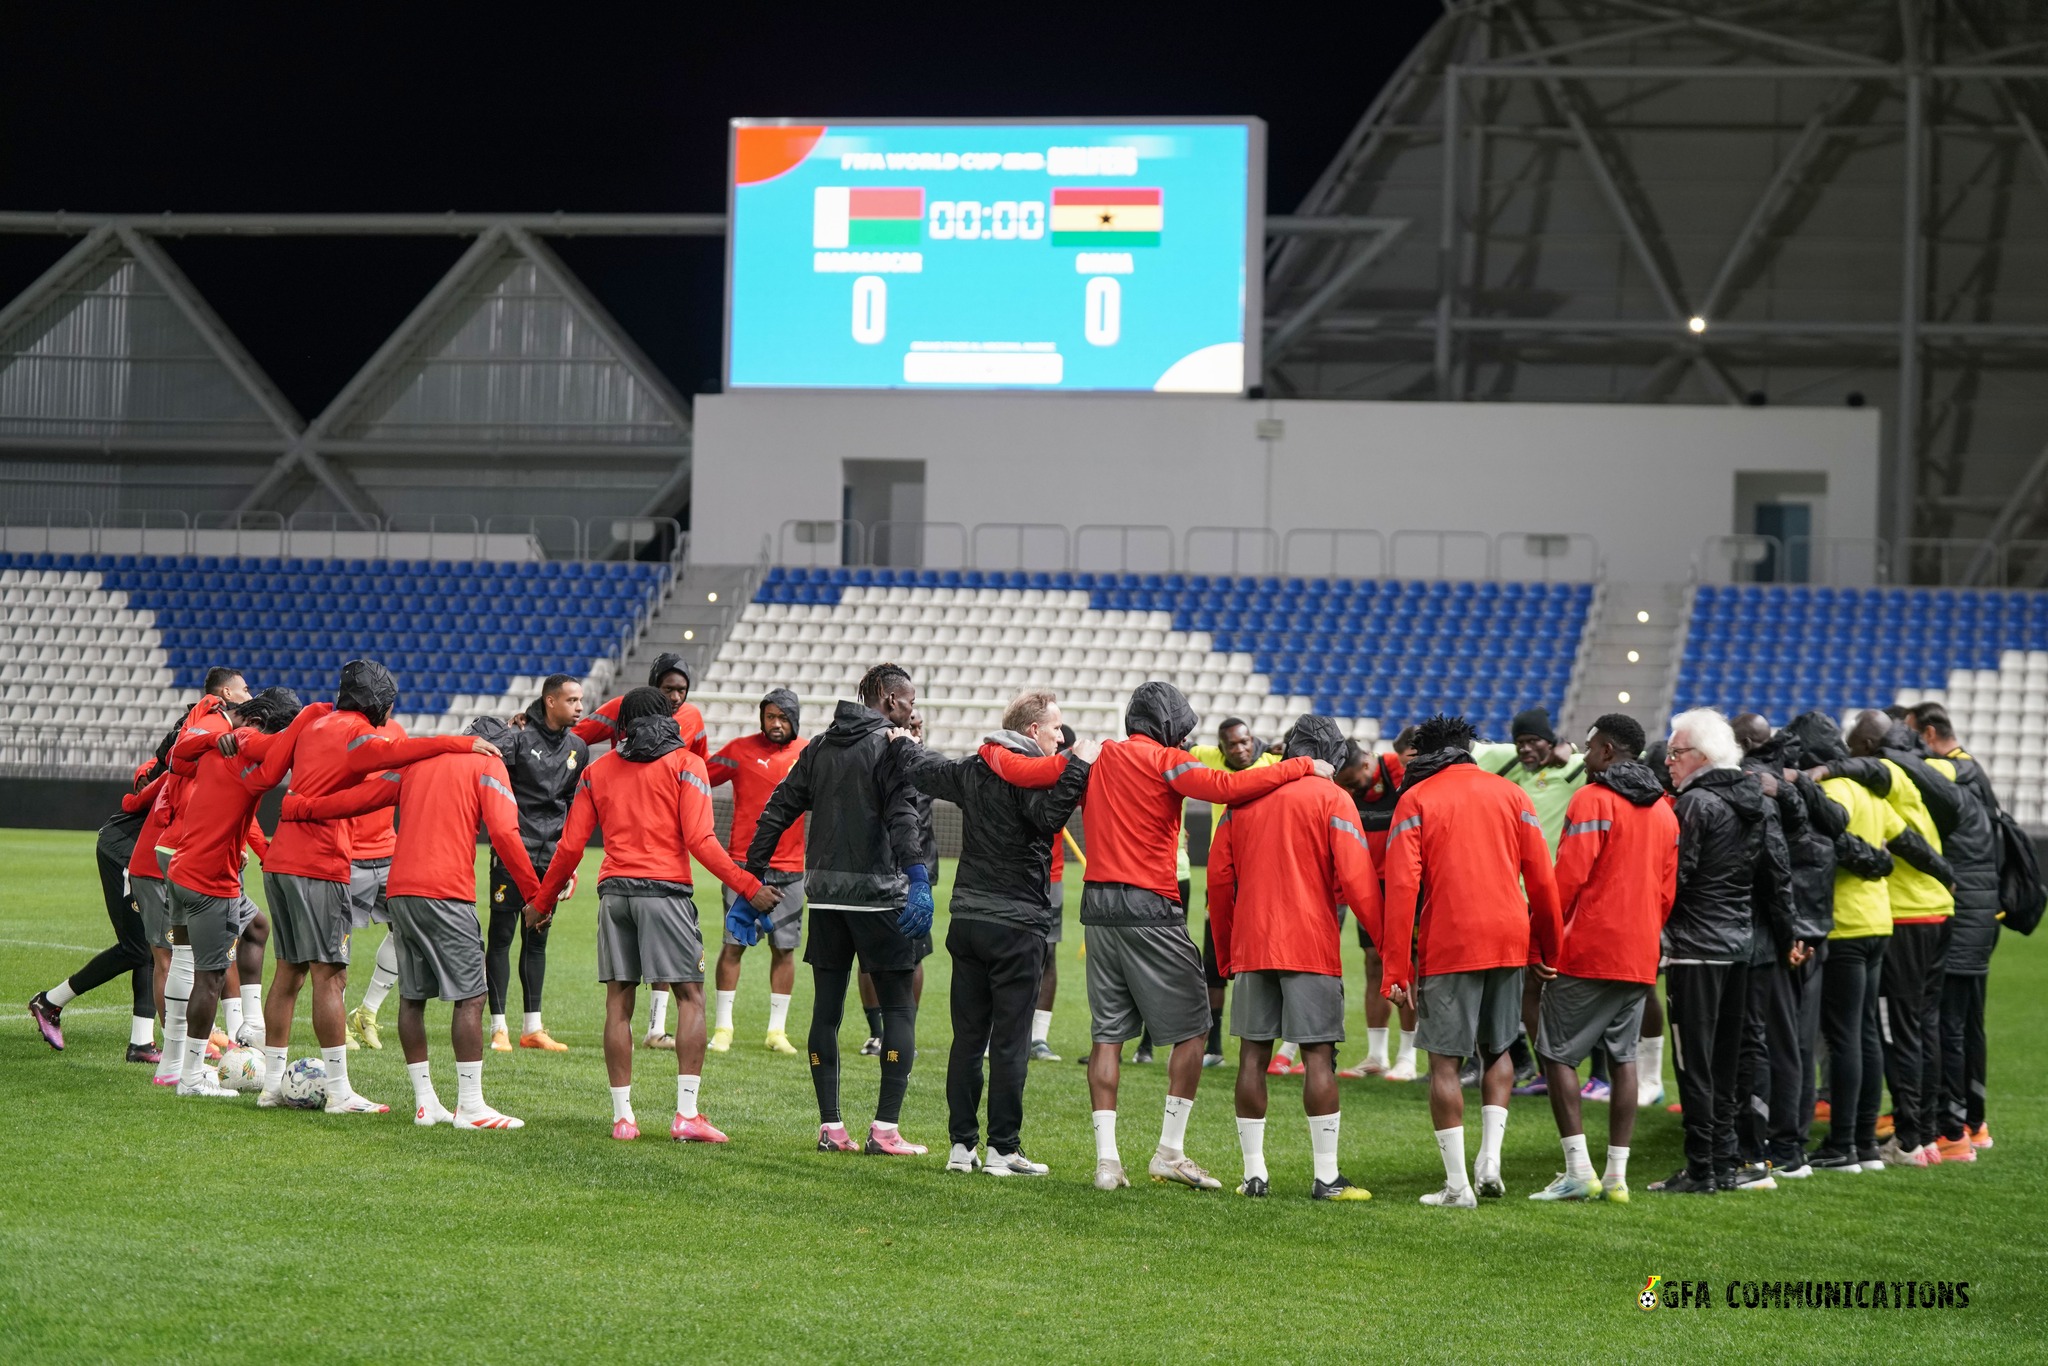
692;393;1880;582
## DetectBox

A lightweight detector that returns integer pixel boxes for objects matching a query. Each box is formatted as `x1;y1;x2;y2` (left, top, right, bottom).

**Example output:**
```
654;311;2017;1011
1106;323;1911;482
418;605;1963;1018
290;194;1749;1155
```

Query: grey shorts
387;895;487;1003
1083;922;1210;1046
1537;974;1648;1067
349;859;392;928
598;890;703;985
264;871;353;966
135;876;172;949
1231;969;1346;1045
722;873;805;950
169;880;238;974
1414;966;1524;1059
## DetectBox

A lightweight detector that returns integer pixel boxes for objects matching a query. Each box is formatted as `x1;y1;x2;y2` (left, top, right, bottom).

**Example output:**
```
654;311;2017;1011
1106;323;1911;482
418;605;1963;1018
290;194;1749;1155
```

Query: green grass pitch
2;826;2044;1361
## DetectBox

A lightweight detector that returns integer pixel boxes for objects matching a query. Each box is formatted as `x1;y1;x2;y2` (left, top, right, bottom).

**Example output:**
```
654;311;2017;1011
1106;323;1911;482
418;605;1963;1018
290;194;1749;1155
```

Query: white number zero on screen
1018;201;1045;239
852;276;886;344
928;202;955;239
1084;276;1120;346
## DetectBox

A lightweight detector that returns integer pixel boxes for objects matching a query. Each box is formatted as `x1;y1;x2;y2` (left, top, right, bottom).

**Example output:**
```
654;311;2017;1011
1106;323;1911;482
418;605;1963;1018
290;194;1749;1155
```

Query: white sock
407;1061;437;1111
158;946;194;1081
1277;1040;1299;1063
1562;1132;1594;1180
610;1085;635;1123
1366;1027;1389;1066
1160;1094;1193;1153
1435;1125;1470;1192
223;998;244;1040
1397;1029;1418;1065
1605;1145;1631;1181
767;992;791;1034
1092;1109;1119;1163
715;990;736;1031
130;1015;155;1046
1637;1035;1663;1088
1309;1111;1342;1185
239;983;260;1026
363;936;398;1014
1236;1117;1268;1182
1032;1008;1054;1043
648;988;670;1035
456;1060;484;1113
677;1073;701;1119
261;1045;288;1093
1477;1104;1509;1177
181;1032;212;1086
522;1012;543;1035
490;1013;507;1035
321;1046;352;1103
47;981;77;1008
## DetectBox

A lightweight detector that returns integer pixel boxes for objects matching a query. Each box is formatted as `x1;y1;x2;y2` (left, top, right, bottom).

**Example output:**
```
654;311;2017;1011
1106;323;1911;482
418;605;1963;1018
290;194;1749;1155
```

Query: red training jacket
345;719;406;862
1379;760;1563;989
707;731;807;873
534;745;761;908
259;709;477;883
1551;781;1680;985
1208;779;1383;978
575;695;708;761
130;696;233;880
166;725;301;898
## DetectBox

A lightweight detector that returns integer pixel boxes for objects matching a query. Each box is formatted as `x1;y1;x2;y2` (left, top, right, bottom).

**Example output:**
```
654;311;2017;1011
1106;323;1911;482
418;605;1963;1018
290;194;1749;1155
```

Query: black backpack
1992;805;2045;936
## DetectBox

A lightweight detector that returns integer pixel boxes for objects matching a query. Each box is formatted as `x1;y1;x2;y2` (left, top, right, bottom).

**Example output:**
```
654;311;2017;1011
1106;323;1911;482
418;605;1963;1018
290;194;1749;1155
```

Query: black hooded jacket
1938;745;2003;973
745;700;923;911
1670;766;1792;963
1594;757;1668;807
894;729;1090;936
485;699;592;866
1744;735;1845;943
336;660;398;725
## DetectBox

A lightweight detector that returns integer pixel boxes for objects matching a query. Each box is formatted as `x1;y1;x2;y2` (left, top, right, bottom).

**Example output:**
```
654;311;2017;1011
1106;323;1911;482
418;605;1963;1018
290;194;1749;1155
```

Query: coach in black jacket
745;664;929;1151
893;692;1093;1173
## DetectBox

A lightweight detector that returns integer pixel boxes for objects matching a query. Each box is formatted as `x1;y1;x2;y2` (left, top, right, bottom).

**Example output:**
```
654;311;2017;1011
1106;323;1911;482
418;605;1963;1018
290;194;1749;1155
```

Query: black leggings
485;866;551;1016
68;847;154;1019
809;965;915;1125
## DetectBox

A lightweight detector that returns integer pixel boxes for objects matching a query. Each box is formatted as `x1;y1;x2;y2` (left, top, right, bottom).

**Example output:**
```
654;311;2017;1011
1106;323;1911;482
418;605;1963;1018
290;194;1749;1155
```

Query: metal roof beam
1264;221;1408;367
1587;0;1890;69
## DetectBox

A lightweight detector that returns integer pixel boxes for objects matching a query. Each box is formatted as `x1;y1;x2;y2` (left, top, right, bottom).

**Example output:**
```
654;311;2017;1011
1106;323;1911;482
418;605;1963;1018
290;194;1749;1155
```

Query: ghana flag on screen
1050;188;1162;246
813;187;924;248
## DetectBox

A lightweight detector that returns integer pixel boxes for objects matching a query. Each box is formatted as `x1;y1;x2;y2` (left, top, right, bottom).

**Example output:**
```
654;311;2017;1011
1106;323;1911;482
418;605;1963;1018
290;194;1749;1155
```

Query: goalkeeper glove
898;863;934;938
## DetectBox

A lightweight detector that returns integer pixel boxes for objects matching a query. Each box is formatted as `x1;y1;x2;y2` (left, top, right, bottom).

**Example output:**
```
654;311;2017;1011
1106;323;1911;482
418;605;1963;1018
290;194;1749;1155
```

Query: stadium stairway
1560;581;1690;744
613;562;761;694
0;552;668;775
697;567;1595;756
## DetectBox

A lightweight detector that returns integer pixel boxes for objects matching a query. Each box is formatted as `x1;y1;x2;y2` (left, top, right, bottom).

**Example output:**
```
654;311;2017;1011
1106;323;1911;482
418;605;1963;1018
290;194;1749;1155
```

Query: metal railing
1184;526;1278;577
1784;535;1891;587
871;520;968;569
1493;531;1600;583
970;522;1068;573
1281;527;1387;579
1390;529;1492;580
487;513;582;561
1695;534;1782;584
1073;523;1175;574
776;518;863;567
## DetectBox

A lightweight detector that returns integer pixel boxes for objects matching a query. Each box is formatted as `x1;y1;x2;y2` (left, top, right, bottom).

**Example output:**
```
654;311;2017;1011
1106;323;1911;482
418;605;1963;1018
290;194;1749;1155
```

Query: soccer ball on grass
216;1046;266;1092
278;1057;328;1109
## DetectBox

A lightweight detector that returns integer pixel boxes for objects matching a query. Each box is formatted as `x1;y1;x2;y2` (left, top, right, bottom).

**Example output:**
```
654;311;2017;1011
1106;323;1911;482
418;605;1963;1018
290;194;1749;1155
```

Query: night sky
1;4;1440;417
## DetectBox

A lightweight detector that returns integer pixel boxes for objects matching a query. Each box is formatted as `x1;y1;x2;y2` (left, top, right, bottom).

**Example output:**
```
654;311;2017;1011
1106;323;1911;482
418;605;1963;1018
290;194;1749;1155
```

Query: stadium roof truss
1262;0;2048;577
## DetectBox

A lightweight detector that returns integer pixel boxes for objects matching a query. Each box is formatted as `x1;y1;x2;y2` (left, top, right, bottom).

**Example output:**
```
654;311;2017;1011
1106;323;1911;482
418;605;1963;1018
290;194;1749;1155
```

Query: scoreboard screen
725;118;1264;393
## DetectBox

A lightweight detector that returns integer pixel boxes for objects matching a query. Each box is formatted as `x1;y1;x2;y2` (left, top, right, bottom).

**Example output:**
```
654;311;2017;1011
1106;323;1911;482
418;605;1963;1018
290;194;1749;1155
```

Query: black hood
619;715;683;763
1595;758;1667;807
647;652;690;688
1882;721;1928;756
762;687;801;740
1685;765;1766;822
1125;681;1197;749
1747;731;1800;770
521;696;567;738
1400;746;1475;792
1284;714;1347;769
336;659;397;724
822;699;891;748
467;715;516;750
1784;711;1848;764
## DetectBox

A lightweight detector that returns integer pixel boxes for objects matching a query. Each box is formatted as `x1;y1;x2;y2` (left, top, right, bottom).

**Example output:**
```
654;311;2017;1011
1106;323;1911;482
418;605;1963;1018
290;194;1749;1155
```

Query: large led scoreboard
725;118;1264;393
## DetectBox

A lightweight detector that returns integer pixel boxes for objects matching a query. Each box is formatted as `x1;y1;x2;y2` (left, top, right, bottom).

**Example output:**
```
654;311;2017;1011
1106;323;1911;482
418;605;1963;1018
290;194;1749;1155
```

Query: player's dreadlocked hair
1411;712;1477;755
858;662;912;708
1590;712;1647;758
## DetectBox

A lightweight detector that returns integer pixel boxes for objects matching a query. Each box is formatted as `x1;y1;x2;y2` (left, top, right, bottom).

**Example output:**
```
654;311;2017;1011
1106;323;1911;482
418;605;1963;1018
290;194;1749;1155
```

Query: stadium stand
699;566;1595;756
0;553;667;764
1673;582;2048;823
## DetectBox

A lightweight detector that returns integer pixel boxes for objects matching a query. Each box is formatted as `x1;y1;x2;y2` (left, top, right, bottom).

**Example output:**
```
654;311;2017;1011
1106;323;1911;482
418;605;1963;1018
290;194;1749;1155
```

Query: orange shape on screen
734;126;825;185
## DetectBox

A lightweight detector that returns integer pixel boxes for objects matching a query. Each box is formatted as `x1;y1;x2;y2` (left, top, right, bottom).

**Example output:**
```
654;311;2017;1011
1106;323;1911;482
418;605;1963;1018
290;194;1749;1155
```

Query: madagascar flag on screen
1050;188;1162;246
813;187;924;248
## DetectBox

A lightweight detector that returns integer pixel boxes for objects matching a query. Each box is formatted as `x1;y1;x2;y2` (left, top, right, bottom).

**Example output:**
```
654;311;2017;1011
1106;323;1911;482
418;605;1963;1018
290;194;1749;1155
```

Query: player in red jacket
706;688;808;1055
238;660;498;1114
1207;715;1383;1201
1526;715;1678;1203
282;743;546;1130
161;688;305;1096
980;681;1325;1193
1380;714;1564;1208
529;687;779;1143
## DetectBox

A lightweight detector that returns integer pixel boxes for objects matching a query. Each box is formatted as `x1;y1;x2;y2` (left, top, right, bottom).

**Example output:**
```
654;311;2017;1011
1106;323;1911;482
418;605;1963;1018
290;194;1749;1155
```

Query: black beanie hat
618;685;674;727
648;653;691;689
1511;707;1556;744
1283;714;1348;769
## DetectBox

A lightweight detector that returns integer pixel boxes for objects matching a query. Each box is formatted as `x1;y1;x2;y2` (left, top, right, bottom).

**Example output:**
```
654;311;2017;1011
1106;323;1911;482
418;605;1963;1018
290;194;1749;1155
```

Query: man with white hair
1650;709;1782;1195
